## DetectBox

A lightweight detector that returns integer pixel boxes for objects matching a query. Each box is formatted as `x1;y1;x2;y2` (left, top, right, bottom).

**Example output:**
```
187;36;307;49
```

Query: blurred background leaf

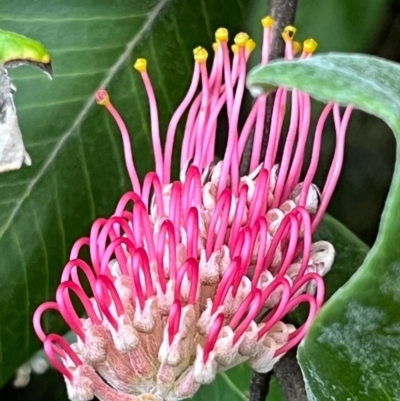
247;0;391;56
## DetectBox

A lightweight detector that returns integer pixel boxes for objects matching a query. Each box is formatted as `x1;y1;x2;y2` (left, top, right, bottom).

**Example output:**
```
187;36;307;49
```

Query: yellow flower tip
41;53;51;64
212;42;219;52
304;38;318;54
134;58;147;72
234;32;250;47
293;41;302;55
246;39;256;52
215;28;229;42
95;89;110;107
193;46;208;63
231;44;239;54
261;16;275;28
282;25;297;42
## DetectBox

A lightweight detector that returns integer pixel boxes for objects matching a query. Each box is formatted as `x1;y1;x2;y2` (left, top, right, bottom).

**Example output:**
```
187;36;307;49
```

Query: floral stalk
33;17;351;401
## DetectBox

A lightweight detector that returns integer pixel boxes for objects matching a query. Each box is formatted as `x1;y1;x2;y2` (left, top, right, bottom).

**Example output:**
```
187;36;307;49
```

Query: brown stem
249;371;273;401
273;349;308;401
260;0;298;162
247;0;300;399
269;0;299;60
240;0;298;175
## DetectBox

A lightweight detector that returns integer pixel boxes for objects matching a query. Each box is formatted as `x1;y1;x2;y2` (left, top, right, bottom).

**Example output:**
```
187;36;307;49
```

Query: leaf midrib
0;0;170;239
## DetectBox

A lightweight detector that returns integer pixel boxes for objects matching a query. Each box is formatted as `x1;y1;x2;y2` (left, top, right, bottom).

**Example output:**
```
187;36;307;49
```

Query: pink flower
34;18;351;401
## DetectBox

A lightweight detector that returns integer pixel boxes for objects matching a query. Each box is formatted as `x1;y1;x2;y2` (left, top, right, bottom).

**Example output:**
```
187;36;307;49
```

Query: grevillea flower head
34;18;351;401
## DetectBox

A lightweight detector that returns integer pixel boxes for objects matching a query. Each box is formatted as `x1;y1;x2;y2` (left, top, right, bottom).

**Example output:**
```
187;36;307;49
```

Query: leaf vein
49;44;125;55
52;170;67;263
149;34;173;114
0;13;148;23
14;69;108;81
172;12;192;74
219;372;247;401
200;0;213;39
0;0;170;242
11;225;30;357
18;97;86;111
77;134;96;221
32;206;49;323
104;113;126;191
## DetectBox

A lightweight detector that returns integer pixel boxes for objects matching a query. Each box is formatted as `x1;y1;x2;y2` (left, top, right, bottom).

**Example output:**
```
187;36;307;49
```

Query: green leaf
266;377;285;401
0;0;248;386
248;54;400;132
247;54;400;399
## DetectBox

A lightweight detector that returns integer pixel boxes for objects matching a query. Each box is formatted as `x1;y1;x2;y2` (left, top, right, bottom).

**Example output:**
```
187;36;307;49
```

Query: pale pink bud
290;182;320;214
193;345;218;384
310;241;335;276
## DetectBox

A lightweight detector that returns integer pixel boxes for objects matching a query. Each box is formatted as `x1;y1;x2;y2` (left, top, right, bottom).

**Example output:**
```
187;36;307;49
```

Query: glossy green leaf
247;54;400;399
0;0;249;386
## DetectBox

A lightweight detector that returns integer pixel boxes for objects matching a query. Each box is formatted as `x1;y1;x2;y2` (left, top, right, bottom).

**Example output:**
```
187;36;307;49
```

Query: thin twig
259;0;298;162
273;349;308;401
269;0;299;60
240;0;298;174
249;371;273;401
248;1;299;400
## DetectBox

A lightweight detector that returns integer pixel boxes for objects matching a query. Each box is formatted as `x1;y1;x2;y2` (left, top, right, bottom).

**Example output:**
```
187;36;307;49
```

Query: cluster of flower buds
33;17;352;401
